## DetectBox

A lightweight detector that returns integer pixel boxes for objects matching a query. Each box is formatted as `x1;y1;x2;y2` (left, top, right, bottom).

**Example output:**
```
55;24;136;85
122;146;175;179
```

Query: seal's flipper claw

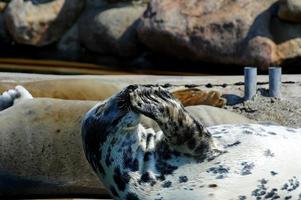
0;91;14;111
0;85;33;111
130;89;160;120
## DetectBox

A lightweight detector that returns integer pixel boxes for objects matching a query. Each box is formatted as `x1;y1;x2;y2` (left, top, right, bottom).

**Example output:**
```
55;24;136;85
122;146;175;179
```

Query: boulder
278;0;301;23
86;0;108;9
106;0;149;5
271;17;301;63
0;2;7;12
4;0;84;46
0;1;9;43
137;0;282;69
0;11;11;44
79;3;146;57
57;21;80;59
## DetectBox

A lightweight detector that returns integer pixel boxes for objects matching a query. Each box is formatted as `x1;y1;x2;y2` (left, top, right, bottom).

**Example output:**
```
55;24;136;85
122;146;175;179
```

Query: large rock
57;21;81;59
0;2;7;12
278;0;301;23
0;1;10;43
4;0;85;46
106;0;149;4
86;0;108;9
271;17;301;63
58;0;109;60
0;12;11;44
79;3;146;57
137;0;282;69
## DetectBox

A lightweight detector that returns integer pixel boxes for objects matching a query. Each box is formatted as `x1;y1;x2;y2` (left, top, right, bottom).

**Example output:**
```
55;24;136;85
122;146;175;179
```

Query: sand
225;95;301;128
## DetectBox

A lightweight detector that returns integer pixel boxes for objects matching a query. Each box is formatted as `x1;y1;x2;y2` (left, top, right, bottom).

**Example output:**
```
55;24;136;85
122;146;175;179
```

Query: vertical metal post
269;67;282;97
244;67;257;100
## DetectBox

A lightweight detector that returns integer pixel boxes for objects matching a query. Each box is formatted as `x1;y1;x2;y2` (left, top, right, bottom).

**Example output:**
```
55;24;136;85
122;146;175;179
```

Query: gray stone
0;12;11;44
86;0;108;9
271;17;301;63
107;0;149;5
4;0;85;46
137;0;280;69
278;0;301;23
57;21;81;59
79;3;146;57
0;2;7;12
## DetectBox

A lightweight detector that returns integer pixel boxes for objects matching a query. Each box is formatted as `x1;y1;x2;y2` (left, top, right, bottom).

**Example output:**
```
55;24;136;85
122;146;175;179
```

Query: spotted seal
82;85;301;200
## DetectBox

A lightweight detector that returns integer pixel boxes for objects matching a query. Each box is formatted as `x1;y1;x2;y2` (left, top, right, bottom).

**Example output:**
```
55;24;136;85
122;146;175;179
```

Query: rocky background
1;0;301;73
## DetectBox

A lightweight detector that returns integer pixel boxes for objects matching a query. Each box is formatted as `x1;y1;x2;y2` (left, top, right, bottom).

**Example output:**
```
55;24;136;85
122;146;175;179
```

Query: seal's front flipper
0;85;33;111
130;85;213;157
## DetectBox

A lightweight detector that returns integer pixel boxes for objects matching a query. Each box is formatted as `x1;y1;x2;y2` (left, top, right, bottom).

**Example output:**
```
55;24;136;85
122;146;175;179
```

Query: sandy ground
225;95;301;128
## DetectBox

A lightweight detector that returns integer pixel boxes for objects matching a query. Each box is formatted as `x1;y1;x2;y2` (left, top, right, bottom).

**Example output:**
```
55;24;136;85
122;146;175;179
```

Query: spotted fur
81;85;301;200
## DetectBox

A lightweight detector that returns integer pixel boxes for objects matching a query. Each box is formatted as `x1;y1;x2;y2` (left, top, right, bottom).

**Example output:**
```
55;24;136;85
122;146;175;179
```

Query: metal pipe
244;67;257;100
269;67;282;97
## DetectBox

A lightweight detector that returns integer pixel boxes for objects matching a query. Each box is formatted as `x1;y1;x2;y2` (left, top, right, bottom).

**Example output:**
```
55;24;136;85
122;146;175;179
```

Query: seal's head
81;84;179;159
98;84;142;131
81;85;143;167
82;85;141;138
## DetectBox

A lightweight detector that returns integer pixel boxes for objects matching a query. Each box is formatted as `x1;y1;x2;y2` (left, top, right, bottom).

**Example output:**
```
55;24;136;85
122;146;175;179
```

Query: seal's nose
116;85;140;110
120;85;139;100
125;84;139;93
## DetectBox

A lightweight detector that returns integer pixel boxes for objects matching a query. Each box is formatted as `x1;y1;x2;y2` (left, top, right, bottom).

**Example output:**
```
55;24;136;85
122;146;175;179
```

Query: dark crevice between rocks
1;42;301;74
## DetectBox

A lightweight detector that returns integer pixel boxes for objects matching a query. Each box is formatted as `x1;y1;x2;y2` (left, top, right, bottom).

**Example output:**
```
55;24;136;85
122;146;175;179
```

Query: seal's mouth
122;123;139;131
121;114;140;131
116;85;140;112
